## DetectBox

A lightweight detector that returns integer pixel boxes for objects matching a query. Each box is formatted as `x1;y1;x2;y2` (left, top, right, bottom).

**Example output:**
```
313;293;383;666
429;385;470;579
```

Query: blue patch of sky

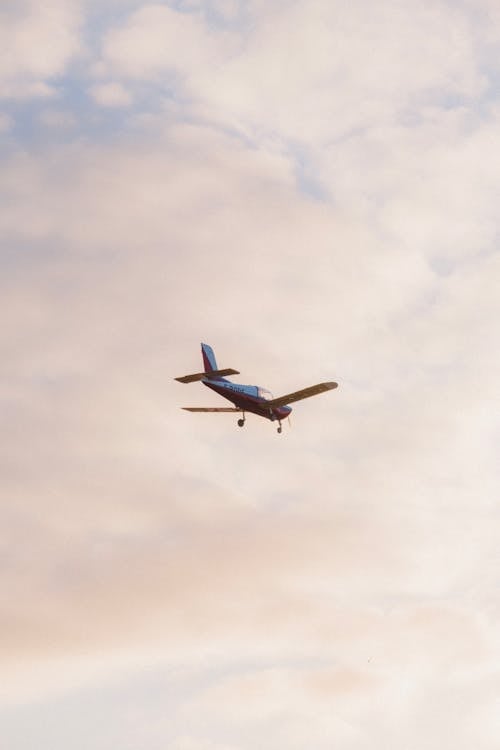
1;91;111;149
0;72;185;151
164;0;249;31
288;142;329;202
83;0;250;32
398;83;500;131
84;0;148;37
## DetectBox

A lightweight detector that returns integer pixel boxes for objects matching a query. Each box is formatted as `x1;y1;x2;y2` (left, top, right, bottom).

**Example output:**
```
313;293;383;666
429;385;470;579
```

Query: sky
1;0;499;748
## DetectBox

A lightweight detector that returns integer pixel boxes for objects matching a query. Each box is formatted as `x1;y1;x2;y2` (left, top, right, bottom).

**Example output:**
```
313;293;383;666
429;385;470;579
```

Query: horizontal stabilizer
266;381;338;408
182;407;242;412
174;368;239;384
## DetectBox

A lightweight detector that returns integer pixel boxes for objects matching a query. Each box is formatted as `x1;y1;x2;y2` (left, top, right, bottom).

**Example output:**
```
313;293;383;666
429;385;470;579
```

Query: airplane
175;343;338;434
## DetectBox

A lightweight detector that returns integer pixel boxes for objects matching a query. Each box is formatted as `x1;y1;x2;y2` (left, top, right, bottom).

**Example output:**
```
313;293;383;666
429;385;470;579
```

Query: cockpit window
258;388;273;400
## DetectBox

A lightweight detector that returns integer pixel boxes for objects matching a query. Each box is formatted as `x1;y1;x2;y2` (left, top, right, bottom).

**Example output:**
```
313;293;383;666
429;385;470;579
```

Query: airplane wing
175;368;239;384
265;381;338;408
182;407;242;412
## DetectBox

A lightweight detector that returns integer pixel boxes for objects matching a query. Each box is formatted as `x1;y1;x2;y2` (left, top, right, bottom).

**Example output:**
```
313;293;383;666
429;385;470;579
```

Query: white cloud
95;0;489;145
0;0;82;99
100;4;236;80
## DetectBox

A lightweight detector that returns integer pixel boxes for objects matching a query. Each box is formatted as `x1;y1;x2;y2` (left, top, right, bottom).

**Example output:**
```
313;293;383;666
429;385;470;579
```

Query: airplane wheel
277;426;282;434
237;419;245;427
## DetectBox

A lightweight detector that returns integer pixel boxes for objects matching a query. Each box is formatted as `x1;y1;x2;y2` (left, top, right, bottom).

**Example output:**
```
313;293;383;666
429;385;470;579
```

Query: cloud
100;4;237;80
0;0;82;98
88;81;133;107
95;0;488;145
320;109;500;268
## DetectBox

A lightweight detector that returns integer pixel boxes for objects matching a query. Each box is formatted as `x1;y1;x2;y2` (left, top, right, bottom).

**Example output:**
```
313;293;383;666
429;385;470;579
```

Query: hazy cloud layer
1;1;499;749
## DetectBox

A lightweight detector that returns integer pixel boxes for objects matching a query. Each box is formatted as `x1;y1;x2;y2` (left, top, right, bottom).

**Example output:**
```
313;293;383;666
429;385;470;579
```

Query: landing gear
237;413;246;427
277;421;282;434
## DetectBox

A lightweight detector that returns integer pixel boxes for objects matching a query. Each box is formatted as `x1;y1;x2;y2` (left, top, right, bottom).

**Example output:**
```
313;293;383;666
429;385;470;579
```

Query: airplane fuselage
204;378;292;422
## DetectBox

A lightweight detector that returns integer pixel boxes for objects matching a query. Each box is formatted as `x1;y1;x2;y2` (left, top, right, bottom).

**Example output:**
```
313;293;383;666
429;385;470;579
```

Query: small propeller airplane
175;343;338;433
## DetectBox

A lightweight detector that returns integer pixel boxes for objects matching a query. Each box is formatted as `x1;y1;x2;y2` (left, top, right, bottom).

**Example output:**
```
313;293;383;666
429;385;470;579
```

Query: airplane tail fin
174;343;239;383
201;343;217;373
